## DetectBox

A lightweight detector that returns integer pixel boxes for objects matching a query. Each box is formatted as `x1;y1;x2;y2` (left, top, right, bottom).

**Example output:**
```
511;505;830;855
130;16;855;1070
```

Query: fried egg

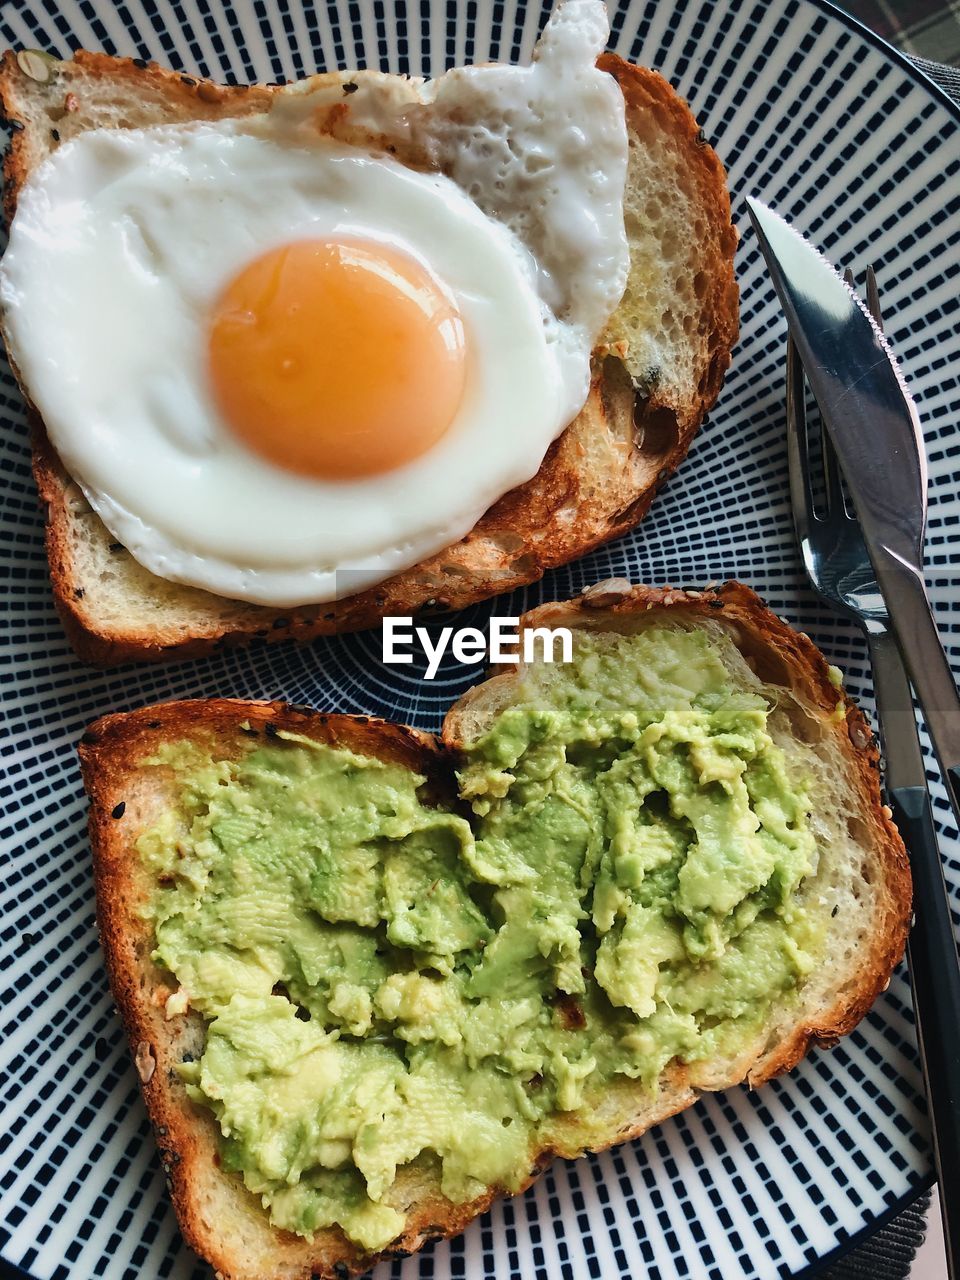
0;0;628;607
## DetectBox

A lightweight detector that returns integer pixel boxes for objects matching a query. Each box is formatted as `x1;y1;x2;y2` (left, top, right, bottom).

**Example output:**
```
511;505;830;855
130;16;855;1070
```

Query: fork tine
865;265;884;332
819;414;844;515
786;335;816;548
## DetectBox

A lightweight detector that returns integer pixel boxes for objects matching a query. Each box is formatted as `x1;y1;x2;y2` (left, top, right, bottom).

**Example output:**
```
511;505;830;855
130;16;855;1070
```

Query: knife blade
747;197;926;559
746;196;960;820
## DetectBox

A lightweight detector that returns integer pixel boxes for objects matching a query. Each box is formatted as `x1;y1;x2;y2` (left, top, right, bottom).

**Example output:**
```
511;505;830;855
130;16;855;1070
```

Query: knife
748;196;960;1275
745;197;960;827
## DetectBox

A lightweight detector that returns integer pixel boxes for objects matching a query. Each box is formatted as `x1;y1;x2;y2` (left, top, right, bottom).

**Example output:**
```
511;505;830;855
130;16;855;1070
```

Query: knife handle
874;556;960;827
866;625;960;1280
888;783;960;1280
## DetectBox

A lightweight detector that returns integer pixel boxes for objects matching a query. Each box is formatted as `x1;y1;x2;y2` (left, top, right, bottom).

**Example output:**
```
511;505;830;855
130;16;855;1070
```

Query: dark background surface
840;0;960;64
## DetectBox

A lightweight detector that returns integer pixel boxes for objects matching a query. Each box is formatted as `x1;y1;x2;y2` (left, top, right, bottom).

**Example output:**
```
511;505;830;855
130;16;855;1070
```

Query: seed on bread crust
581;578;633;607
134;1041;156;1083
196;80;224;104
16;50;56;83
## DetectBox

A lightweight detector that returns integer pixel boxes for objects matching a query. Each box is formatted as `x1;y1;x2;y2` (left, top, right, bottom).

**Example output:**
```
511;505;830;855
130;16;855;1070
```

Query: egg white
0;0;628;607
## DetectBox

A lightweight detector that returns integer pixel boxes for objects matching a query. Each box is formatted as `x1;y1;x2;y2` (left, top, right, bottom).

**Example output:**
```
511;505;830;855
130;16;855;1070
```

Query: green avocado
142;625;820;1252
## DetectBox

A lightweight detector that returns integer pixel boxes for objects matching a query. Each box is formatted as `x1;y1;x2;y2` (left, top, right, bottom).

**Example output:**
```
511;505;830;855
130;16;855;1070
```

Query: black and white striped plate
1;1;958;1277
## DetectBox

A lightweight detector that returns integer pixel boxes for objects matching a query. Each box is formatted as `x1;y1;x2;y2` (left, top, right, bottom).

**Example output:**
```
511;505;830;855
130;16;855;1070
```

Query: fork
786;269;960;1280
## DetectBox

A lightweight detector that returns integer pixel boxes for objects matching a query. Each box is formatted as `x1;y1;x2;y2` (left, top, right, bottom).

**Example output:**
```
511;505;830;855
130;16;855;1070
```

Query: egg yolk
207;239;467;480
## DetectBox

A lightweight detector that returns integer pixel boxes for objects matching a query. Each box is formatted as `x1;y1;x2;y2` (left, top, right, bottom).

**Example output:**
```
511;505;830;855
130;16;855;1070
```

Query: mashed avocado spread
140;625;820;1251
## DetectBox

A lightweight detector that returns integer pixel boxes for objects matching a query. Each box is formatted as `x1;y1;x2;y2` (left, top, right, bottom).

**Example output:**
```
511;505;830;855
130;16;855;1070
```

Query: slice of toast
1;48;738;665
78;581;910;1280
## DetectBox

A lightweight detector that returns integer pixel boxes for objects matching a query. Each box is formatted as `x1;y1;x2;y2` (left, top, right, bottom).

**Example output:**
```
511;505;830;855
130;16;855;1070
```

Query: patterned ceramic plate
1;1;958;1277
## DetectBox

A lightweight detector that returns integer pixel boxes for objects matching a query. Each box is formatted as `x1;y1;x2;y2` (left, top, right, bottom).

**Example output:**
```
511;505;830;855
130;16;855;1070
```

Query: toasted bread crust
80;702;463;1280
443;579;912;1083
0;49;278;225
79;582;911;1280
82;699;690;1279
2;49;738;665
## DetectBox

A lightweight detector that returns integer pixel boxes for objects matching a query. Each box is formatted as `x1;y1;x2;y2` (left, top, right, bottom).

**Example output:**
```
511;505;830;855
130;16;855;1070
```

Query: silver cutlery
747;198;960;823
750;198;960;1279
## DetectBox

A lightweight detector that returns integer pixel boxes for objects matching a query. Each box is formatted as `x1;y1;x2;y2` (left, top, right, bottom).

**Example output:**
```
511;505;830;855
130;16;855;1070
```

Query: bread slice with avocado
1;44;738;665
78;581;910;1280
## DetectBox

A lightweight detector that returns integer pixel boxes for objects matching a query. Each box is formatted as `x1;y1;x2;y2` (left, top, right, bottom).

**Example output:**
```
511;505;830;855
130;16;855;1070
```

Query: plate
1;1;958;1278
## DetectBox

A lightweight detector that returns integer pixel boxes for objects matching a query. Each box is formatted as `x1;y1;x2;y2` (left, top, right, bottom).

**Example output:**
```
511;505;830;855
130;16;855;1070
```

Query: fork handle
888;785;960;1280
866;627;960;1280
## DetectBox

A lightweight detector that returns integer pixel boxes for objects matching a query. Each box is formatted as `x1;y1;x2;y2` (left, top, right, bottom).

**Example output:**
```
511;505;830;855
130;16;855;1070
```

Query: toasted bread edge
2;50;738;664
79;584;911;1279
